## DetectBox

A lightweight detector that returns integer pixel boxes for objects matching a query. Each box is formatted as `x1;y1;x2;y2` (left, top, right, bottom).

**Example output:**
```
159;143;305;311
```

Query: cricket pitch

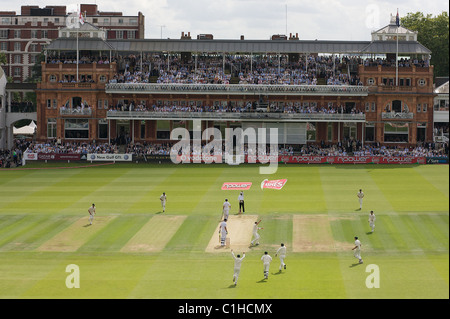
205;214;258;252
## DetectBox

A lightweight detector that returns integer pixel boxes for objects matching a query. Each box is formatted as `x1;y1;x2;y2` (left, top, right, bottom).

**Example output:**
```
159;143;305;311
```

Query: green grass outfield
0;163;448;299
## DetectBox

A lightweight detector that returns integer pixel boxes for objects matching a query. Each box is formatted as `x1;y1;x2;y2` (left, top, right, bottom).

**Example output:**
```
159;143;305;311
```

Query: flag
396;9;400;27
79;10;85;25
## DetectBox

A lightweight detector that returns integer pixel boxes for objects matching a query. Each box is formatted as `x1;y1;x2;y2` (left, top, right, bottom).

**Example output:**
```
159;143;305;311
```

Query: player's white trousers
251;233;260;245
263;263;270;277
354;249;361;260
279;255;286;270
233;268;241;283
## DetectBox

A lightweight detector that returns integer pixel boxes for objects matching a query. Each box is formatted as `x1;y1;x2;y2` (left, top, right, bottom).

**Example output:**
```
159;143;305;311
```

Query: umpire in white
238;192;245;214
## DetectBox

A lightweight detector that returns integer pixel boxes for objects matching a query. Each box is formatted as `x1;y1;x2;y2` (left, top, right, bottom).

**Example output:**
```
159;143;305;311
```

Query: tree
0;52;6;65
401;11;449;78
26;53;45;83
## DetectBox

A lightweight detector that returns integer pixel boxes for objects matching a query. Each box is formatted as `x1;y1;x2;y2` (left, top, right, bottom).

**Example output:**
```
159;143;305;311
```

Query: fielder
231;249;245;286
368;210;376;233
88;203;95;225
160;192;167;213
275;243;287;271
222;199;231;220
352;236;363;264
261;251;272;279
219;219;228;247
250;220;263;246
357;189;364;210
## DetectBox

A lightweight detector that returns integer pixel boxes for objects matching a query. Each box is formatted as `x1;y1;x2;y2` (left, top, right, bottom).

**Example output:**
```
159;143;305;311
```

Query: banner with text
87;154;133;162
278;155;427;164
36;153;81;161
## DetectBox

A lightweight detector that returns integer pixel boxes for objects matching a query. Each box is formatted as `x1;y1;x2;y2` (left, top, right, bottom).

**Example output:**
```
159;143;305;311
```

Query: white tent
13;121;36;135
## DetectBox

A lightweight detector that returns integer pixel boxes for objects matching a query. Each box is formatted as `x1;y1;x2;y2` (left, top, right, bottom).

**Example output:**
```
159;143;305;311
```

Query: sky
3;0;449;41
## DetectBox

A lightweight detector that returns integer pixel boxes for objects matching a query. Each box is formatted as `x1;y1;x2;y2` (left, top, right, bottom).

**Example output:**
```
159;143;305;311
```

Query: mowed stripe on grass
0;215;80;251
120;214;186;252
36;216;116;252
293;214;351;252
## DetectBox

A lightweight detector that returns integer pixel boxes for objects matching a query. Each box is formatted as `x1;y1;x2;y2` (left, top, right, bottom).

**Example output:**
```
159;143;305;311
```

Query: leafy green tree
0;52;6;65
27;53;45;83
401;11;449;77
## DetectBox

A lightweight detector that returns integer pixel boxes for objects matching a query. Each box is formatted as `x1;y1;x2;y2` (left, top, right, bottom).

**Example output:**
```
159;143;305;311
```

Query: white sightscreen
242;122;306;144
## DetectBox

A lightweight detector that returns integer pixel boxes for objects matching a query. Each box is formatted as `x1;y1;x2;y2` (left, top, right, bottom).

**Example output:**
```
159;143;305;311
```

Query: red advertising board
221;182;252;190
279;155;426;164
166;155;427;164
260;179;287;190
37;153;81;161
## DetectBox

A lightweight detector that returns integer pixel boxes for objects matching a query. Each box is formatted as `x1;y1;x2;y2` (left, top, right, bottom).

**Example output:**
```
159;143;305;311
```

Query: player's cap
354;236;358;240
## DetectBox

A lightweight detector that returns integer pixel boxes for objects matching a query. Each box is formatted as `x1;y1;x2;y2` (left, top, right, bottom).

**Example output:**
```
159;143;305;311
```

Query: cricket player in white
160;192;167;213
261;251;272;279
368;211;376;233
219;219;228;247
250;220;263;246
238;192;245;214
88;203;95;225
357;189;364;210
222;199;231;220
352;236;363;264
275;243;287;271
231;249;245;286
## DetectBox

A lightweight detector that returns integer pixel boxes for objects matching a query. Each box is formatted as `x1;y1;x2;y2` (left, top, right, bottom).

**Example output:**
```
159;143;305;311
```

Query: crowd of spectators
2;137;447;168
24;140;118;155
3;139;445;159
126;143;172;156
0;140;29;168
46;54;111;65
108;54;367;86
45;52;429;86
362;57;429;68
108;100;361;115
298;140;448;158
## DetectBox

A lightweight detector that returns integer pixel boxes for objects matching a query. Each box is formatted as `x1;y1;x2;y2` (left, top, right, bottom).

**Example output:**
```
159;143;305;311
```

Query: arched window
386;100;410;113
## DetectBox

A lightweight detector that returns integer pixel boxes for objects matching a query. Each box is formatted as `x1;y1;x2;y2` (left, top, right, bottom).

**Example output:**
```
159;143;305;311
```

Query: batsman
219;218;228;247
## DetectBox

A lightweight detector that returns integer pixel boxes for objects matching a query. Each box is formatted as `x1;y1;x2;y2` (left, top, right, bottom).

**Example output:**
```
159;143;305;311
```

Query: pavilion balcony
381;112;414;120
105;83;369;96
106;110;366;123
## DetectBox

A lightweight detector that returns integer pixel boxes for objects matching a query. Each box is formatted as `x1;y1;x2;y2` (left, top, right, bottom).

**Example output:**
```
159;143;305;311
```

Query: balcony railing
106;110;366;122
105;83;369;96
60;108;92;116
381;112;414;119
